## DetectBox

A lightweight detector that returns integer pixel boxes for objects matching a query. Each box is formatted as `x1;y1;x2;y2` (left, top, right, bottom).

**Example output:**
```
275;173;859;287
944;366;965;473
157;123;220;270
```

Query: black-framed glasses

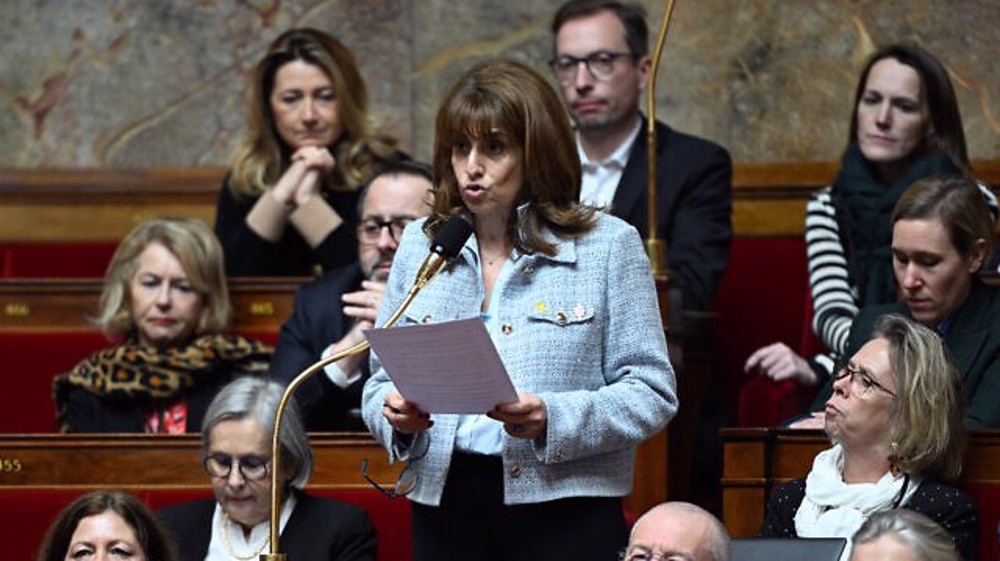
203;453;271;481
357;217;415;244
361;434;430;499
833;360;897;398
549;51;637;83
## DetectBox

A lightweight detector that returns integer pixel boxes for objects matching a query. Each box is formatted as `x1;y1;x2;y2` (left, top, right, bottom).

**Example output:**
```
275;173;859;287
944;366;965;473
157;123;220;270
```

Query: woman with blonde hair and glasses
54;218;271;433
216;27;403;277
157;376;376;560
760;314;978;561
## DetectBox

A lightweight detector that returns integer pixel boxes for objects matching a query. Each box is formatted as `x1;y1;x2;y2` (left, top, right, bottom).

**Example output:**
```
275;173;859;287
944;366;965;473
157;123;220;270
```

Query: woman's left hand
489;393;547;439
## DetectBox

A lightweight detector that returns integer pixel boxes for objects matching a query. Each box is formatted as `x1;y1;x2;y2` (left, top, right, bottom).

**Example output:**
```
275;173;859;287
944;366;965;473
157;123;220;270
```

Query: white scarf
794;444;919;561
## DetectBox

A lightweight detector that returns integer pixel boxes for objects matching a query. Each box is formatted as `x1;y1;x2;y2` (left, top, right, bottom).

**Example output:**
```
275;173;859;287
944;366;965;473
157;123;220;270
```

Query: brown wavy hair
229;28;397;198
36;491;176;561
426;59;595;256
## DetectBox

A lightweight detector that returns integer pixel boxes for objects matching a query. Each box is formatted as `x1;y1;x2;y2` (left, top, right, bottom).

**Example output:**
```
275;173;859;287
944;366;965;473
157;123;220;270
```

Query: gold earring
888;441;902;477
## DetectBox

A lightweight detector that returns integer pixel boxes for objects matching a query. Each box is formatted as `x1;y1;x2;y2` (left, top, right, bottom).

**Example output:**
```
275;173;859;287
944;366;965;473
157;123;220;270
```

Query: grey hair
201;376;313;489
852;510;959;561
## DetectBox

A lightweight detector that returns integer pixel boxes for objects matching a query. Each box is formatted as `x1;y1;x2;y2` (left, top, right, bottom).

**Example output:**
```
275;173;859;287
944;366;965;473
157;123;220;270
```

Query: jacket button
501;323;513;335
554;451;564;462
509;466;522;477
523;265;534;275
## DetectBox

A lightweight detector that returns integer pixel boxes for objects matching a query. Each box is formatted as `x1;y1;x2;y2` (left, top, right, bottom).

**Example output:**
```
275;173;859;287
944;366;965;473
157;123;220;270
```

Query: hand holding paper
365;318;519;414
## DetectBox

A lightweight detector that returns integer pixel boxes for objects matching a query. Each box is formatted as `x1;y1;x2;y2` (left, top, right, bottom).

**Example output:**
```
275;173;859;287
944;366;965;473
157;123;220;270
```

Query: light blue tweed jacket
361;213;677;506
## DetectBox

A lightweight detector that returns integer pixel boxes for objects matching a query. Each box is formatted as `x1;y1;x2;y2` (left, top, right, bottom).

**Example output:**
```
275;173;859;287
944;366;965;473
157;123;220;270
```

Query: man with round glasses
550;0;733;322
269;159;433;431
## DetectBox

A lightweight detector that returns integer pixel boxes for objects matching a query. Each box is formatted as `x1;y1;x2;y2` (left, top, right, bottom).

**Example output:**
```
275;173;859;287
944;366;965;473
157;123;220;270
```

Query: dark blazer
612;118;732;313
157;492;377;561
811;279;1000;427
760;478;979;561
268;263;368;431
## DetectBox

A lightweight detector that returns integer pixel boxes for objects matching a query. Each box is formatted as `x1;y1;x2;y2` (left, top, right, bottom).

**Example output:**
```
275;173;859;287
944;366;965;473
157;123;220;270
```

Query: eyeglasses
203;453;271;481
619;547;686;561
361;433;430;499
833;360;898;398
357;217;415;244
549;51;637;83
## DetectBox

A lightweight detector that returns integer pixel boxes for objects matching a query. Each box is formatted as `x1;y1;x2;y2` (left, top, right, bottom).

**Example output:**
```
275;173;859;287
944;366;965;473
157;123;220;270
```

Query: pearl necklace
220;511;270;560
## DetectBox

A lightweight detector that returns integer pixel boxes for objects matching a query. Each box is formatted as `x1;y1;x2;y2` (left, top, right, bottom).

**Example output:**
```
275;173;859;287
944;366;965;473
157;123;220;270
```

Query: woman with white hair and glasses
157;376;376;560
760;315;978;561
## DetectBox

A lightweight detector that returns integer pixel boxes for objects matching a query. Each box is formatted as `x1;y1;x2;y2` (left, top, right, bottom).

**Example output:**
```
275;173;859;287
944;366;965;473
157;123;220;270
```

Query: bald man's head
623;502;731;561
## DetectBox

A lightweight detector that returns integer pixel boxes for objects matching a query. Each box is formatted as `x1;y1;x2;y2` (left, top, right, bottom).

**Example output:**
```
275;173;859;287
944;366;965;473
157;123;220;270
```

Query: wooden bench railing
3;162;996;243
0;277;303;334
0;430;665;516
0;433;395;489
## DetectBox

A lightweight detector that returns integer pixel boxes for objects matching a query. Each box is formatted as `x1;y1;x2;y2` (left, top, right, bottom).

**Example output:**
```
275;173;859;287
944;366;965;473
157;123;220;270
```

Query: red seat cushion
0;332;109;433
0;243;117;278
714;238;813;425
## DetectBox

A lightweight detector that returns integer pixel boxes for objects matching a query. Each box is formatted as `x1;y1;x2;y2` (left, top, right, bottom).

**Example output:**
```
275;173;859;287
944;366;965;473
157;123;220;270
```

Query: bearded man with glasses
269;159;433;431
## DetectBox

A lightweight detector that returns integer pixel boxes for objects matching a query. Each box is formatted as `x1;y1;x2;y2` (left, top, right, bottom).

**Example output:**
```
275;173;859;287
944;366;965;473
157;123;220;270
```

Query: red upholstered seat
0;332;110;433
714;237;822;426
0;243;117;278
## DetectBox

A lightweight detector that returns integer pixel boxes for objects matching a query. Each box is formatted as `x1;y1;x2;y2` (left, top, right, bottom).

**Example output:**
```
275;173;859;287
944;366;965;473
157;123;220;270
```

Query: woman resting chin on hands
215;27;403;277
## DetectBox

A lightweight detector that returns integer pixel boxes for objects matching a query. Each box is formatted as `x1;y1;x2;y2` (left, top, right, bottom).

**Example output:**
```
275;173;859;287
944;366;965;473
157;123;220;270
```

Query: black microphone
411;214;474;291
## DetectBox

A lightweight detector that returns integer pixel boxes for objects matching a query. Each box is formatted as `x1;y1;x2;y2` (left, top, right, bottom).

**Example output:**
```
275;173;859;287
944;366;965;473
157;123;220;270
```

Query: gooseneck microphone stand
644;0;678;277
261;216;472;560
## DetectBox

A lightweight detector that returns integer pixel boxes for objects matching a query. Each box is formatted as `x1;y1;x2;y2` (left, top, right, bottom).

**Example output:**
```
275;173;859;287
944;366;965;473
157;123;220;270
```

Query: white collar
576;116;642;171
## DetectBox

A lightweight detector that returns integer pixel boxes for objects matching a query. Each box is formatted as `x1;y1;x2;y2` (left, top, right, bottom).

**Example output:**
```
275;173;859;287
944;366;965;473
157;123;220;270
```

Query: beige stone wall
1;0;997;168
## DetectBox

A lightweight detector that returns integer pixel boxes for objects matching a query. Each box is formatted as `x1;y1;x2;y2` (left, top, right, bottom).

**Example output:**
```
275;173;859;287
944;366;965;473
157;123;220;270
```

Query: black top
610;117;732;314
214;176;359;277
760;478;979;561
157;491;377;561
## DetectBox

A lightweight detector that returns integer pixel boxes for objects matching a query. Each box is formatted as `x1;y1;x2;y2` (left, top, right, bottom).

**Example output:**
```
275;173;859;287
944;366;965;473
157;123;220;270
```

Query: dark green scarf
830;143;960;307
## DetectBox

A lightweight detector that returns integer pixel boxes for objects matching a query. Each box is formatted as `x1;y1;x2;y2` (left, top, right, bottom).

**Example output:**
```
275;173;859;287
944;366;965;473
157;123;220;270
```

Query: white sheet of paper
364;318;518;414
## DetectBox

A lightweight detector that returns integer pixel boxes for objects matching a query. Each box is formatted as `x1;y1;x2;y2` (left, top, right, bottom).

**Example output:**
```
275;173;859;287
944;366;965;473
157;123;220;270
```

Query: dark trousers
412;452;627;561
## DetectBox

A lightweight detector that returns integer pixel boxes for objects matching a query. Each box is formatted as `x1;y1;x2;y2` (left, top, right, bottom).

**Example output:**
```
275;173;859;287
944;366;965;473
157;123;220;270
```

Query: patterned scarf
53;334;272;431
830;143;960;307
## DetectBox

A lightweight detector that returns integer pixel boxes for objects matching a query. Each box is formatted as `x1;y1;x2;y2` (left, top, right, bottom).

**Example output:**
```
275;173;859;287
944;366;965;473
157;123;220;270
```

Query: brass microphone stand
261;253;453;560
644;0;678;276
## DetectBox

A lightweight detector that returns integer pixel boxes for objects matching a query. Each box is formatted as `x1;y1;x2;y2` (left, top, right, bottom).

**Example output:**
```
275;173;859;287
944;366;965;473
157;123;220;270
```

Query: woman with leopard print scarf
53;218;272;433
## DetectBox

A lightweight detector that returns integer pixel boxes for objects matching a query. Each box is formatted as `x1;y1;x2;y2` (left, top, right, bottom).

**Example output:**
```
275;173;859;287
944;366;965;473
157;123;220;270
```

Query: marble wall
1;0;997;168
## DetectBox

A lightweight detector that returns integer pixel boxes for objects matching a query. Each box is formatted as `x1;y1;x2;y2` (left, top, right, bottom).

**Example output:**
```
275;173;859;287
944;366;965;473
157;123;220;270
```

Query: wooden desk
0;433;396;490
720;428;1000;538
0;277;304;334
0;432;670;518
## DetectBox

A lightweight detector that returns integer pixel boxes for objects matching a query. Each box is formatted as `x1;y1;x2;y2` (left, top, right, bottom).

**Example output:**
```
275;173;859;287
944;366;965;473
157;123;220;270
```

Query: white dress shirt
577;117;642;209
